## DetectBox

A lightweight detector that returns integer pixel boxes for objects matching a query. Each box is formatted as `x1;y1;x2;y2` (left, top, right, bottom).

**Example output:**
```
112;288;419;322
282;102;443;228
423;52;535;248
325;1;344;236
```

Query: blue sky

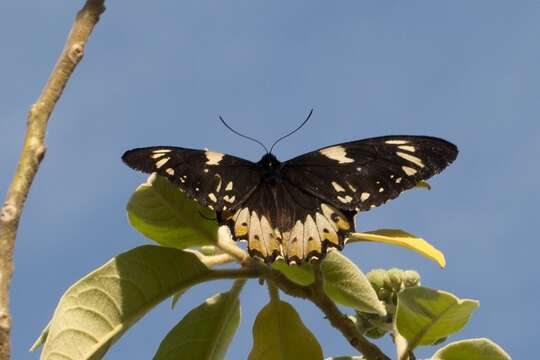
1;1;538;358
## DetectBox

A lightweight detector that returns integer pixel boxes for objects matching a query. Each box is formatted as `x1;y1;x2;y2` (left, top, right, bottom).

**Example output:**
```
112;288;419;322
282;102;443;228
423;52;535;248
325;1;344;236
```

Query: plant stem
216;225;248;261
0;1;105;358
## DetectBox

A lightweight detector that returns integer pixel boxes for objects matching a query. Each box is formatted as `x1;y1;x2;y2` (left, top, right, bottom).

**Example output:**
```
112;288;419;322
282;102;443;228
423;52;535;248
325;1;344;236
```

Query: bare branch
0;1;105;358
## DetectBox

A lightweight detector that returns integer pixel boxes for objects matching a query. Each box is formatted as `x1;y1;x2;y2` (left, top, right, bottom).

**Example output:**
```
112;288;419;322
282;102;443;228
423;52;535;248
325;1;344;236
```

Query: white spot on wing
337;195;353;203
155;157;170;168
398;145;416;152
319;146;354;164
385;140;409;145
151;153;166;159
360;192;370;202
208;193;217;202
205;151;224;165
165;168;175;176
396;177;402;183
153;149;172;154
215;174;222;192
402;166;417;176
225;181;233;191
397;152;425;168
224;195;236;203
331;181;346;192
379;187;384;193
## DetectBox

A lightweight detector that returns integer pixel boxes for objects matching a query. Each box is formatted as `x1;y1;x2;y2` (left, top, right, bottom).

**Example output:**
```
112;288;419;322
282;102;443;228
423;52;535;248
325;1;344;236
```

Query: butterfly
123;131;458;264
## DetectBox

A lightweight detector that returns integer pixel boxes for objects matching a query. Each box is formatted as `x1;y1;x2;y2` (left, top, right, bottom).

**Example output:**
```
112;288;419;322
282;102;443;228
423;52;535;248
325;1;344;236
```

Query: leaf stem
0;1;105;358
267;281;280;304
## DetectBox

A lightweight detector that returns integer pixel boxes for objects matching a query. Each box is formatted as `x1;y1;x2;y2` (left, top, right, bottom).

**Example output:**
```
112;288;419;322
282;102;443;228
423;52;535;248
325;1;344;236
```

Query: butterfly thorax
257;153;283;185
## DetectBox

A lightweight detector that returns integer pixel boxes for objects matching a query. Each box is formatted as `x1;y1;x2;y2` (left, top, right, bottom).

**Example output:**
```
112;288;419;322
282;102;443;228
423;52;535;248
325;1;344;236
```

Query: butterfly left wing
281;135;458;213
122;146;262;211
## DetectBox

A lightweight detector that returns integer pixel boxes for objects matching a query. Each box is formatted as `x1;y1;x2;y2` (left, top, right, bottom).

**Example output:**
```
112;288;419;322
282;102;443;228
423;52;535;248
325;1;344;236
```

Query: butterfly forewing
122;146;262;211
282;136;458;212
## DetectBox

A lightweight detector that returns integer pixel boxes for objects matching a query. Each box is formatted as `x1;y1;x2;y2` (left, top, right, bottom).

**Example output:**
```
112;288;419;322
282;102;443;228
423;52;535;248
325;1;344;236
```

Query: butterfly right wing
122;146;262;212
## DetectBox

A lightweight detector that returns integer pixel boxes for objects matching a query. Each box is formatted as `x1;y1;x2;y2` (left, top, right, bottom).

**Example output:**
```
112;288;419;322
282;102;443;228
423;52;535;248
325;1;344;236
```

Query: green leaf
127;174;218;248
321;250;386;316
396;287;479;350
326;357;365;360
154;281;245;360
432;338;511;360
33;245;214;360
248;300;323;360
349;229;446;268
271;259;315;286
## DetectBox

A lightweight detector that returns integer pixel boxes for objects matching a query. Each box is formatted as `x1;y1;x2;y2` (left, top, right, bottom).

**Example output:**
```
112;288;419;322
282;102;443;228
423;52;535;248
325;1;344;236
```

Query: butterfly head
258;153;281;170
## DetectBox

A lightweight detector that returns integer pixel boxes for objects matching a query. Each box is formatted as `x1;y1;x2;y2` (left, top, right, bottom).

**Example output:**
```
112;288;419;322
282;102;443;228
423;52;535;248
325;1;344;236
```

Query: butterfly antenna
219;116;269;153
269;108;313;154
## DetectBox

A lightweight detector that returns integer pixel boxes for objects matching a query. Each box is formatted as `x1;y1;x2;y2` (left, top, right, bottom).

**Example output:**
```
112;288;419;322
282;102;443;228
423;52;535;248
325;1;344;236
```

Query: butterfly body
123;135;458;264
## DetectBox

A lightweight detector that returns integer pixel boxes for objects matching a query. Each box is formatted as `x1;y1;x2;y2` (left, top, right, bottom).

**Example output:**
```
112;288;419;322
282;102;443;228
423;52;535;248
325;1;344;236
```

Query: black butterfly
123;131;458;264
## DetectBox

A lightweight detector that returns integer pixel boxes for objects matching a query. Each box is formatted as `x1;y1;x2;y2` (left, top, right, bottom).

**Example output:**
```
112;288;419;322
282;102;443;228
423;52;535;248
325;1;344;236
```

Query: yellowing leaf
248;300;323;360
127;174;218;248
348;229;446;268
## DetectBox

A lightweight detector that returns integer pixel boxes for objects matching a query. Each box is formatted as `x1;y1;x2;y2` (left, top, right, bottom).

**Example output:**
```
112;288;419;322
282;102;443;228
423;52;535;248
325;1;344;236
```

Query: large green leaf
153;281;244;360
248;300;323;360
431;338;511;360
33;245;216;360
127;174;218;248
396;287;479;350
321;250;386;316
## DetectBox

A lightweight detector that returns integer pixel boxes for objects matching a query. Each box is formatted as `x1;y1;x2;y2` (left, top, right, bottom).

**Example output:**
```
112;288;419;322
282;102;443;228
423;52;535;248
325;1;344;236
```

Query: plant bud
387;268;404;290
403;270;421;287
367;269;388;290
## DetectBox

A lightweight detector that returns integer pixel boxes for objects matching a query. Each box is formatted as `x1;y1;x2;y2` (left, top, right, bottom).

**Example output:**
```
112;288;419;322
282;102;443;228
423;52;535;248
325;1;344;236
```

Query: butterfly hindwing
122;146;262;211
282;135;458;212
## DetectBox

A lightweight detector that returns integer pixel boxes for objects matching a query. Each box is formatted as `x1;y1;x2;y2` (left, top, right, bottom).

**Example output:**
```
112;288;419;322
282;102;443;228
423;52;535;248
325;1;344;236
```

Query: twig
0;1;105;358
